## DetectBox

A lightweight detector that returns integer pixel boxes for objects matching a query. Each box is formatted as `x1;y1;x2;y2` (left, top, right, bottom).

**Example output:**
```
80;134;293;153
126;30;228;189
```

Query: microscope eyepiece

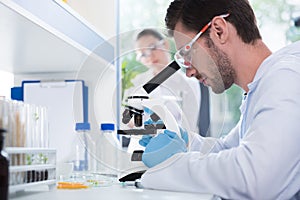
143;61;180;94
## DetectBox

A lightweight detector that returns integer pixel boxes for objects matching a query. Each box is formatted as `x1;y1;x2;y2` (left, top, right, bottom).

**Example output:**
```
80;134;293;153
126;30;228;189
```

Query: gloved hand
143;108;164;126
140;129;187;168
179;127;189;145
143;118;163;125
143;118;165;130
139;127;188;147
139;135;153;147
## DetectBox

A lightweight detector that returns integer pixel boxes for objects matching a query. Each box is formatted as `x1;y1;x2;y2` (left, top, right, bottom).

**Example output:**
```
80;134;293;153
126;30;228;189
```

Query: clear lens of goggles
174;47;192;71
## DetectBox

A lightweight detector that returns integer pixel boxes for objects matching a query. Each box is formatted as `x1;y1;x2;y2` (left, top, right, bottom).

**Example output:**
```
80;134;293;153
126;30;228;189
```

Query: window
118;0;297;137
119;0;241;136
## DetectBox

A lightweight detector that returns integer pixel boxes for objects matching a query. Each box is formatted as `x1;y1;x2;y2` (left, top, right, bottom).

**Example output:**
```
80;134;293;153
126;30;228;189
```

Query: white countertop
9;184;215;200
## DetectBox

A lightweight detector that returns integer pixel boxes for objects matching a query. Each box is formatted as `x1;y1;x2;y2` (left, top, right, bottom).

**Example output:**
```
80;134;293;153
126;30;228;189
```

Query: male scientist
139;0;300;199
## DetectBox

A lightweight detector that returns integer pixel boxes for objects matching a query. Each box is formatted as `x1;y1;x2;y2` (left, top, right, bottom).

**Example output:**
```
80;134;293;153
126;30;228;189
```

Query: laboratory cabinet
0;0;117;124
0;0;114;73
0;0;117;196
0;0;117;139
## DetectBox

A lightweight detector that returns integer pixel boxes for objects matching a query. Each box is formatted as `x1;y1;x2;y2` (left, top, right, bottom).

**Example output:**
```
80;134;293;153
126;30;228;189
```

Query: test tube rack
6;147;56;194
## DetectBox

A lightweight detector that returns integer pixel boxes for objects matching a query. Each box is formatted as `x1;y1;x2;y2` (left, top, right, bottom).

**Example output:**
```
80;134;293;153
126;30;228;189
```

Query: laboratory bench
9;183;215;200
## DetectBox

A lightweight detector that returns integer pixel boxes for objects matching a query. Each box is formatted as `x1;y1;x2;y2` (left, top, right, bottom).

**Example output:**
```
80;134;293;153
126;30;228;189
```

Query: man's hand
139;127;188;147
139;129;187;168
143;118;164;125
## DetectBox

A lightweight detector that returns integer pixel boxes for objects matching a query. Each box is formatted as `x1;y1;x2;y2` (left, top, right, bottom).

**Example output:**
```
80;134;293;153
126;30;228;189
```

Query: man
123;29;201;133
139;0;300;199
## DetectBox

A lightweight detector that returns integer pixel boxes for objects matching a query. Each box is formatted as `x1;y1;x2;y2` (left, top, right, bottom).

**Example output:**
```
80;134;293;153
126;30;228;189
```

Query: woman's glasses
136;40;165;61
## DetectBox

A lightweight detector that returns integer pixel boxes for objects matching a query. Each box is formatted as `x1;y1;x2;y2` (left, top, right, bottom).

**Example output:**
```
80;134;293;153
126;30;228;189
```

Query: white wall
0;70;14;99
66;0;116;39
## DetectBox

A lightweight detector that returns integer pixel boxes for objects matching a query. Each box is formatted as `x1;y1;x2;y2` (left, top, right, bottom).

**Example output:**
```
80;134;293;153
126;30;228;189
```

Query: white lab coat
141;41;300;200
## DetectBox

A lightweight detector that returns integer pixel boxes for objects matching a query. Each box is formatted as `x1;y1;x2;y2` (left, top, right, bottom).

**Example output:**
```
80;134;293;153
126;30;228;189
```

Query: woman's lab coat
141;41;300;200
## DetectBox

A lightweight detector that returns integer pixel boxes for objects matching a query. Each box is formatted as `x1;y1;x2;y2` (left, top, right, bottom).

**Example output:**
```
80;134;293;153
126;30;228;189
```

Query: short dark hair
165;0;261;44
136;29;164;41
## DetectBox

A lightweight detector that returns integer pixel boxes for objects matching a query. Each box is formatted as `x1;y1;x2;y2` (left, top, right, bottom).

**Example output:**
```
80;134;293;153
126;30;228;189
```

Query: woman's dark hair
136;29;164;41
165;0;261;44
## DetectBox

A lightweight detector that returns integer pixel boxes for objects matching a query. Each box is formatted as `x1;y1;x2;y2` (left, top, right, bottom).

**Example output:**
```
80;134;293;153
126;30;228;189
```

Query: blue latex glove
143;118;163;125
143;107;153;115
179;127;189;145
141;130;187;168
139;127;188;147
139;135;153;147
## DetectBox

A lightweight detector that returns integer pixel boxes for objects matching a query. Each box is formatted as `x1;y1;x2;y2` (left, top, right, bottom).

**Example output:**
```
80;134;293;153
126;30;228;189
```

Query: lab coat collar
246;55;272;91
247;41;300;91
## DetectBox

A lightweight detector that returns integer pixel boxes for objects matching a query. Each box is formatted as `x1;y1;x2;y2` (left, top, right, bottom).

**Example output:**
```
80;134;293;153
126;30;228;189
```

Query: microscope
118;61;181;182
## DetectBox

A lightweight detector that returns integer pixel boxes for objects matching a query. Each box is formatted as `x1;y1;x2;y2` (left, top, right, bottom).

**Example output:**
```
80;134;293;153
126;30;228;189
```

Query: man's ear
210;17;229;44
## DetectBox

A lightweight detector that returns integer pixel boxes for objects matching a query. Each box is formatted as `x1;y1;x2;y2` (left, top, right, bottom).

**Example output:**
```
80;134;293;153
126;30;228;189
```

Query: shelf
7;147;57;193
6;147;56;154
9;179;56;193
10;164;56;172
0;0;114;74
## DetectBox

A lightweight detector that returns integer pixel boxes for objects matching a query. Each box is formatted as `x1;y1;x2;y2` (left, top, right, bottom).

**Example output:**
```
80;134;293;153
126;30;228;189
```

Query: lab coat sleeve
141;66;300;199
188;122;240;154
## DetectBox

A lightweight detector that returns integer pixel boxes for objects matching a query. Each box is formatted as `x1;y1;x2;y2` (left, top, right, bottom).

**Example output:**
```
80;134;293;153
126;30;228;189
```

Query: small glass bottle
0;128;8;200
98;123;120;176
73;122;90;171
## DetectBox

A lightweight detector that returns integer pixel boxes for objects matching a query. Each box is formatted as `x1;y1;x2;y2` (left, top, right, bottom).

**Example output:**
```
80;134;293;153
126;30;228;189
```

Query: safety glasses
136;40;165;61
174;13;230;70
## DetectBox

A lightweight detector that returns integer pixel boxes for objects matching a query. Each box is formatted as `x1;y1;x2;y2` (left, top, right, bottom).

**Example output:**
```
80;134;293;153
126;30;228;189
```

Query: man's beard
205;37;236;94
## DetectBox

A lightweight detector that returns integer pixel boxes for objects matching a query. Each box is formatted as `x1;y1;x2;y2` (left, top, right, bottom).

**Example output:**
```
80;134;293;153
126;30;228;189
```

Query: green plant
26;154;33;165
121;55;148;100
